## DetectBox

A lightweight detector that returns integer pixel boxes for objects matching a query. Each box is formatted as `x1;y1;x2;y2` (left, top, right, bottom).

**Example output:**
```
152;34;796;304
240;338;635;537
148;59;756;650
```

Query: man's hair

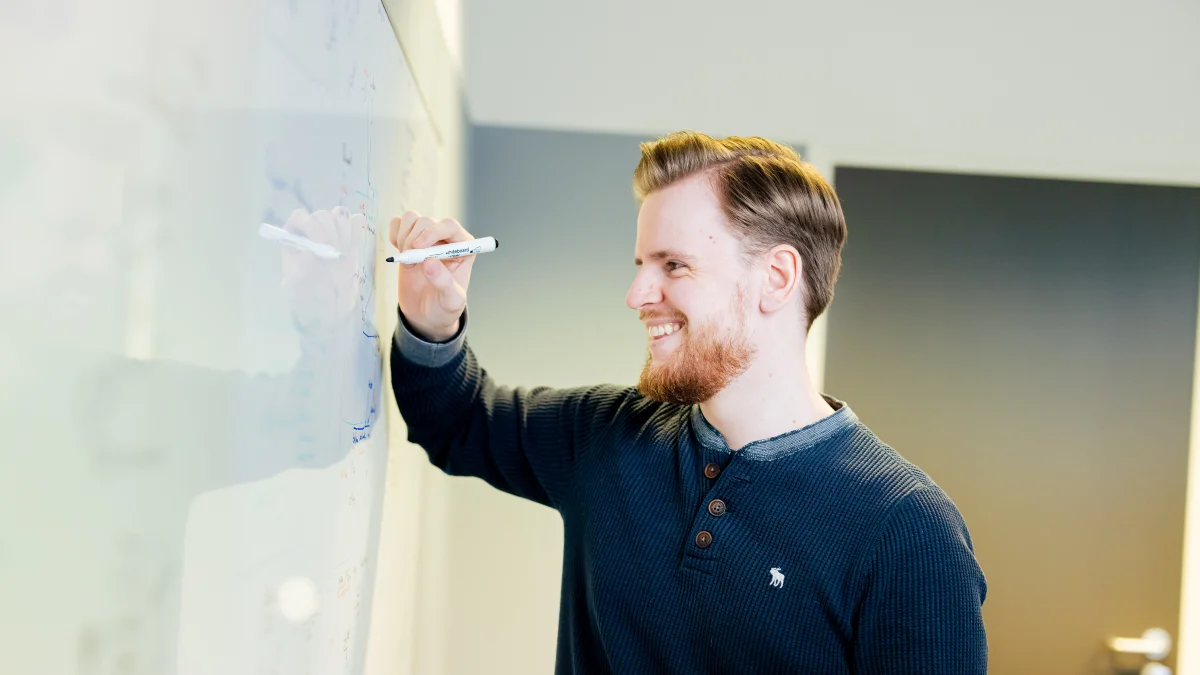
633;131;848;330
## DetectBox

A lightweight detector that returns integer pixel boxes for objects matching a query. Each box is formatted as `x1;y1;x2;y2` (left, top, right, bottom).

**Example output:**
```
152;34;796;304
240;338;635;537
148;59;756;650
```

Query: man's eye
666;261;685;271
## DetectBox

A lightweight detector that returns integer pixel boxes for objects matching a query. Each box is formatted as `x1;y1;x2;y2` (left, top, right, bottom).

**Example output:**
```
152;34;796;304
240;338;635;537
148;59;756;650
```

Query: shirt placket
680;451;754;574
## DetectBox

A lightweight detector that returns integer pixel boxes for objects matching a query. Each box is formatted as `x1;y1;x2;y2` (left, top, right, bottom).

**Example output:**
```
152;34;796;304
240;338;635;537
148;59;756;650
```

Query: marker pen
386;236;498;264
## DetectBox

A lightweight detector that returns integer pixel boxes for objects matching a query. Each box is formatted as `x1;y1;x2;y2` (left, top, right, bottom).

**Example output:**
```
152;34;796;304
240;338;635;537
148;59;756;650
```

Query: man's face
626;172;757;405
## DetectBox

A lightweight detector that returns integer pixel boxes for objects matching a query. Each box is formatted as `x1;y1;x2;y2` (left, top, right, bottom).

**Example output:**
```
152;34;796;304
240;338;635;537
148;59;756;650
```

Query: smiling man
388;131;988;674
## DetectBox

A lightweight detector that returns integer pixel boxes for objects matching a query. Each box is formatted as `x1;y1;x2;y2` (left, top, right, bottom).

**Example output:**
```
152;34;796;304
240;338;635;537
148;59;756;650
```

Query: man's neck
699;346;834;452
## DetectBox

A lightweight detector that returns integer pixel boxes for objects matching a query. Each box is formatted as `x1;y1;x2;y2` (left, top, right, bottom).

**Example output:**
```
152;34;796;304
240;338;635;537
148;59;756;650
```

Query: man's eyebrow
634;250;698;266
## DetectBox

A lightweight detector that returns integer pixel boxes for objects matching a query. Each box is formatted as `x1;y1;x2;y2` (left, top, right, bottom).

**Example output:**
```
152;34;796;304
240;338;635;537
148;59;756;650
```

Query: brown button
708;499;726;517
704;462;721;479
695;531;713;548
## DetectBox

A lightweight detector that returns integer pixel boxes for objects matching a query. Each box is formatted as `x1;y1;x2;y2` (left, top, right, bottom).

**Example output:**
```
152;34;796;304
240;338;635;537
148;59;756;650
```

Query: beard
636;288;756;406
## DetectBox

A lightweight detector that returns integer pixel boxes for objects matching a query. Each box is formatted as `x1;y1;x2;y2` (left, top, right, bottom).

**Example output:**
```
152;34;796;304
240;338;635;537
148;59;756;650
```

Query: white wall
1178;276;1200;675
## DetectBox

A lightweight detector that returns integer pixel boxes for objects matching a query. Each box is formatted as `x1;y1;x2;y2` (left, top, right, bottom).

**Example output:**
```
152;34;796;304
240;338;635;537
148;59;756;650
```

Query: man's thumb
423;258;461;305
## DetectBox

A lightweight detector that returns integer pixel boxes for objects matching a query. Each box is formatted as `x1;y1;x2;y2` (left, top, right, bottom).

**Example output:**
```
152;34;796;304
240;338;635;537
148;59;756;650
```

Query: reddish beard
637;290;755;405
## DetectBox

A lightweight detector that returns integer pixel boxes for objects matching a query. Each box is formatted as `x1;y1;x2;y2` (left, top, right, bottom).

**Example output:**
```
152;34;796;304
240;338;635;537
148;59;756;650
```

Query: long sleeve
852;487;989;674
390;305;631;510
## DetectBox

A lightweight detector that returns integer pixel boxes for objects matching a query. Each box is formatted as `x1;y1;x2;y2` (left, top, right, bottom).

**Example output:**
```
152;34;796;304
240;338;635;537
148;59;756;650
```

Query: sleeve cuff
393;306;468;368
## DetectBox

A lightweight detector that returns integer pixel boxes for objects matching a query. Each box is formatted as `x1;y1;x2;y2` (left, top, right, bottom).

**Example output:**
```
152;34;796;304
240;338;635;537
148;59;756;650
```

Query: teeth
649;322;683;337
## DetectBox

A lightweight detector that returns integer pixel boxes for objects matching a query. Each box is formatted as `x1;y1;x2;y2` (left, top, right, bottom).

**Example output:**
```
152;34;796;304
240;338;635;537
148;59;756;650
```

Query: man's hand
388;210;475;342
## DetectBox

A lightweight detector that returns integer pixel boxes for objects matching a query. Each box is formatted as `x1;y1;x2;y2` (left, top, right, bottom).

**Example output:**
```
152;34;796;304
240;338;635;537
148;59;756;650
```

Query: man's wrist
410;316;460;343
394;307;468;368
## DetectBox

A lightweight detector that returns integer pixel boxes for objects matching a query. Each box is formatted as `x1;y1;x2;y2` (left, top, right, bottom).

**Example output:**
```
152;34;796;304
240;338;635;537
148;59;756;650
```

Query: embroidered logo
769;567;785;588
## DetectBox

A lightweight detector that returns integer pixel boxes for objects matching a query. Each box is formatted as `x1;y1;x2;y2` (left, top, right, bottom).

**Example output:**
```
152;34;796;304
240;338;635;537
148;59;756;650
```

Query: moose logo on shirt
769;567;785;588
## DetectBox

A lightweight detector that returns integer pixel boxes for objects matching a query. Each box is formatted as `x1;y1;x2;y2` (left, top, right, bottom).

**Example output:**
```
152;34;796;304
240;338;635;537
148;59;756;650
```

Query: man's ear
759;245;803;314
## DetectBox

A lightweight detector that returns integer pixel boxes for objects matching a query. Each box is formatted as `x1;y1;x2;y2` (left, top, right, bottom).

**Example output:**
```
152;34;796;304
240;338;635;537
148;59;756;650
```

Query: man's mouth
648;322;685;341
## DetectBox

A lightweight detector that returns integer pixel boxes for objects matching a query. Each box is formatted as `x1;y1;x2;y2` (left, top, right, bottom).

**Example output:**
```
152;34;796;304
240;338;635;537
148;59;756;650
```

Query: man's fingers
422;258;465;311
411;218;472;249
391;212;471;252
400;210;421;234
403;216;438;252
444;254;474;272
389;210;422;249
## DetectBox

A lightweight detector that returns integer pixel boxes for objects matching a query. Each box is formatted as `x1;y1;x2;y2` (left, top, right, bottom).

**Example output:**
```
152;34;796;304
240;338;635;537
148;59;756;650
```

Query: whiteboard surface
0;0;440;672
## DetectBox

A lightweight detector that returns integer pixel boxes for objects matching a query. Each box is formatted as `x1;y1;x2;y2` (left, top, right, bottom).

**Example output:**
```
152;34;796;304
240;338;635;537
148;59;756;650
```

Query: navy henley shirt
391;307;988;674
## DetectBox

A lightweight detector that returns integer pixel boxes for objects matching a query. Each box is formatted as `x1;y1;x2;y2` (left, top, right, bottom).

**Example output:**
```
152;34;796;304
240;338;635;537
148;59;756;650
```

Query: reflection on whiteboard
0;0;440;673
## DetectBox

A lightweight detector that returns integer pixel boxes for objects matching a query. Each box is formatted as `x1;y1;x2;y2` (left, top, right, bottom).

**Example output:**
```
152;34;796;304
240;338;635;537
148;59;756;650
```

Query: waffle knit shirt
391;307;988;674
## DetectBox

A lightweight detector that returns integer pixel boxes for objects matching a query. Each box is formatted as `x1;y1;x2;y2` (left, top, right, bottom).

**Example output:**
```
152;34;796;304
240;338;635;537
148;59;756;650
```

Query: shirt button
695;531;713;548
708;499;726;517
704;462;721;479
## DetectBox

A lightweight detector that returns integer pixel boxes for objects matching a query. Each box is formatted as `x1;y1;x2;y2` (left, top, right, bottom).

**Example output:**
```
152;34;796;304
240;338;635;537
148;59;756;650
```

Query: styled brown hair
633;131;847;330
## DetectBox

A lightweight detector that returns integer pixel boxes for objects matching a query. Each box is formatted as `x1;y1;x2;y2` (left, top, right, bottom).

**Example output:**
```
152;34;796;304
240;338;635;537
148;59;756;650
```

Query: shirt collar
689;394;858;461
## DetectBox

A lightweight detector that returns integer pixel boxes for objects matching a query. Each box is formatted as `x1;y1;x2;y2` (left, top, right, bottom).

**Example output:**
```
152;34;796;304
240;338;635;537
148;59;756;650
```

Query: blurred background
2;0;1199;674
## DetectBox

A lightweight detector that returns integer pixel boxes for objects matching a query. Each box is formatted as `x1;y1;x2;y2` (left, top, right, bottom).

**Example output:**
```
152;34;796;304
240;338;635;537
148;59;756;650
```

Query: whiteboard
0;0;440;673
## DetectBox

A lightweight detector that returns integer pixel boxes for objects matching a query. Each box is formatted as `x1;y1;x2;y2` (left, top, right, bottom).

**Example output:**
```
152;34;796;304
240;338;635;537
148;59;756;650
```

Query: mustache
639;311;687;323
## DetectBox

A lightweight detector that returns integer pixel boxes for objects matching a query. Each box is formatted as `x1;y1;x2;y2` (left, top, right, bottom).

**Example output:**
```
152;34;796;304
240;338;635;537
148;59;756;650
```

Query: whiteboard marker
259;222;342;259
386;236;498;264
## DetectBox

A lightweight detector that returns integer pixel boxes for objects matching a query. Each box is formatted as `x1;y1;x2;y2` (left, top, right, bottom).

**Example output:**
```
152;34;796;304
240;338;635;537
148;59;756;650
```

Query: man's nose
626;271;662;310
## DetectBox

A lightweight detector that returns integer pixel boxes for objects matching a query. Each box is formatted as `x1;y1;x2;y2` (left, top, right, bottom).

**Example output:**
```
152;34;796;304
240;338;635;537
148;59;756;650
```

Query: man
388;131;988;673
